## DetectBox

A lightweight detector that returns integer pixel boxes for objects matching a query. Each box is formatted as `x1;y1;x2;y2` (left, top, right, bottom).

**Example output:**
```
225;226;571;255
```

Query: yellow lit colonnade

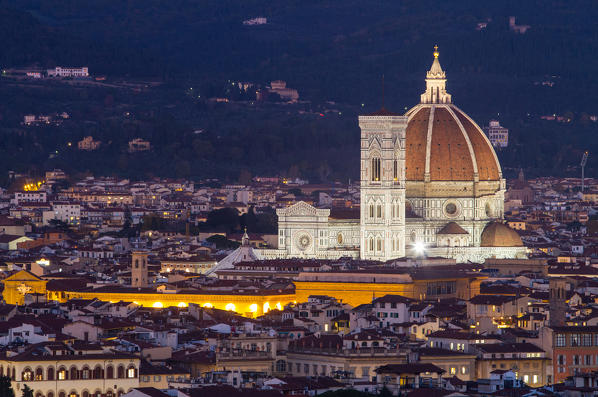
0;270;294;317
2;269;485;317
46;287;294;317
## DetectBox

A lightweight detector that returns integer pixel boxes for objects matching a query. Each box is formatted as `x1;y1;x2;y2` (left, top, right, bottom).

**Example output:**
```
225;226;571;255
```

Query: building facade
0;344;139;397
484;120;509;148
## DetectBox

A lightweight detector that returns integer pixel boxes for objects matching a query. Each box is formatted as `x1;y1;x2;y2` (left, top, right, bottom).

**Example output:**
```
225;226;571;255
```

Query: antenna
581;151;589;193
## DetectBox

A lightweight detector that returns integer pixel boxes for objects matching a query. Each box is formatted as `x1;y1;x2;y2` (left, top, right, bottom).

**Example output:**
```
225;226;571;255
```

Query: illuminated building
293;265;485;306
258;48;527;264
1;270;48;305
0;342;139;397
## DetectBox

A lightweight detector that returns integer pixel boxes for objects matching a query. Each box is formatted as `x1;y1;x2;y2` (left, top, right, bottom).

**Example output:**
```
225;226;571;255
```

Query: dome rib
424;106;436;178
405;107;430;181
429;107;474;181
453;106;502;180
446;105;479;179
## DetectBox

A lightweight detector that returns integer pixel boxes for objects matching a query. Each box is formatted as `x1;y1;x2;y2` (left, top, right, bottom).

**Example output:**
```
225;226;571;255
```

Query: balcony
288;346;403;357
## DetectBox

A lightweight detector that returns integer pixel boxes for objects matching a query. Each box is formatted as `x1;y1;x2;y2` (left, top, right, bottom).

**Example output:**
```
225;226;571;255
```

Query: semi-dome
404;48;502;183
480;222;523;247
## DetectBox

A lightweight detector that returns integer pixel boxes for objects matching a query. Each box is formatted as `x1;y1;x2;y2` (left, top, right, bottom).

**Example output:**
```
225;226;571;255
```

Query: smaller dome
480;222;523;247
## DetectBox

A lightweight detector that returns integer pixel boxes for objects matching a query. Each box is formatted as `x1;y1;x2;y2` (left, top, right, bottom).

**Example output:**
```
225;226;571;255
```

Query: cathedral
260;48;528;263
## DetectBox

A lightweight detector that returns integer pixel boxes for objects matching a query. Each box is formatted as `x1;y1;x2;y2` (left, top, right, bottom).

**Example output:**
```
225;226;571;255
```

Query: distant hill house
129;138;151;153
268;81;299;102
47;66;89;77
78;136;101;151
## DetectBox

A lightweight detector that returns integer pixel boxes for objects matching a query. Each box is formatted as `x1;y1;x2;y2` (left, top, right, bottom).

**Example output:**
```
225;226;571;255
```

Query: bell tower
131;251;149;288
359;107;408;260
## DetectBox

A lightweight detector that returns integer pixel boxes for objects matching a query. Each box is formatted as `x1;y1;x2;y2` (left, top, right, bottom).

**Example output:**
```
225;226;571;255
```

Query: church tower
359;106;408;260
131;251;149;288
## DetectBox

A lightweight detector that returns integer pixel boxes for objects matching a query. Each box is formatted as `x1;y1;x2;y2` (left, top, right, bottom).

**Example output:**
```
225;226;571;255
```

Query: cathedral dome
404;48;501;183
480;222;523;247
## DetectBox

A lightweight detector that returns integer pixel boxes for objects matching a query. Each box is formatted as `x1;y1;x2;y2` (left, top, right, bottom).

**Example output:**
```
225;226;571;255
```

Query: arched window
393;159;398;180
117;365;125;379
81;366;90;379
126;366;136;378
48;392;54;397
93;391;102;397
69;366;78;380
376;238;383;252
22;368;33;381
369;237;374;252
371;157;381;181
59;392;66;397
134;259;139;268
93;366;102;380
58;367;67;380
106;391;113;397
376;204;382;218
35;367;43;380
82;392;89;397
106;365;114;379
276;360;286;372
117;390;125;397
47;367;55;381
35;393;44;397
369;203;374;218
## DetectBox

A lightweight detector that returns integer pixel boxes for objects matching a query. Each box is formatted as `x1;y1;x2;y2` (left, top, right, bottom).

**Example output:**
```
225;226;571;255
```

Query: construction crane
581;151;589;192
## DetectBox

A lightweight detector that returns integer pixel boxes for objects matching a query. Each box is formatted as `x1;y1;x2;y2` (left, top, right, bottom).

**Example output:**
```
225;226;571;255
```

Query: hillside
0;0;597;183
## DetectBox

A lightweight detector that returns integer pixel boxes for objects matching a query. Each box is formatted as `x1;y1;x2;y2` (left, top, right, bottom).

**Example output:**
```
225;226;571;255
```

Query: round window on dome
445;202;458;216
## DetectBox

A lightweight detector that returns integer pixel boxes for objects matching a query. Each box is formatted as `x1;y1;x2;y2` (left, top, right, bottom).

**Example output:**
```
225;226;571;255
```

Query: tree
21;384;33;397
0;376;14;397
206;208;240;232
288;188;303;197
378;386;392;397
206;234;240;249
238;169;252;185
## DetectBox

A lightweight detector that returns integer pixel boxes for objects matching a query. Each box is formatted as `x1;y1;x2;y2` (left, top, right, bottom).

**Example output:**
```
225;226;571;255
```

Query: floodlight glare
413;241;426;255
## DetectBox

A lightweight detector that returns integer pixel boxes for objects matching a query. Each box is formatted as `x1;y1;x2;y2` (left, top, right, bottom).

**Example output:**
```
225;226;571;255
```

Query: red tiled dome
404;104;501;182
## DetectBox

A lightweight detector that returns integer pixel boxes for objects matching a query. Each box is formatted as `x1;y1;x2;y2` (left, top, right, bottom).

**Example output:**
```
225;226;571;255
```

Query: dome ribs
429;107;474;181
454;108;501;181
405;107;430;181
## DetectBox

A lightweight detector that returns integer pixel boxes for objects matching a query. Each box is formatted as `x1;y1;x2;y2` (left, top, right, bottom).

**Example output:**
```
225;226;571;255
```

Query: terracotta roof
437;222;468;235
375;363;444;375
405;104;500;182
328;207;360;220
364;107;400;117
476;342;544;354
